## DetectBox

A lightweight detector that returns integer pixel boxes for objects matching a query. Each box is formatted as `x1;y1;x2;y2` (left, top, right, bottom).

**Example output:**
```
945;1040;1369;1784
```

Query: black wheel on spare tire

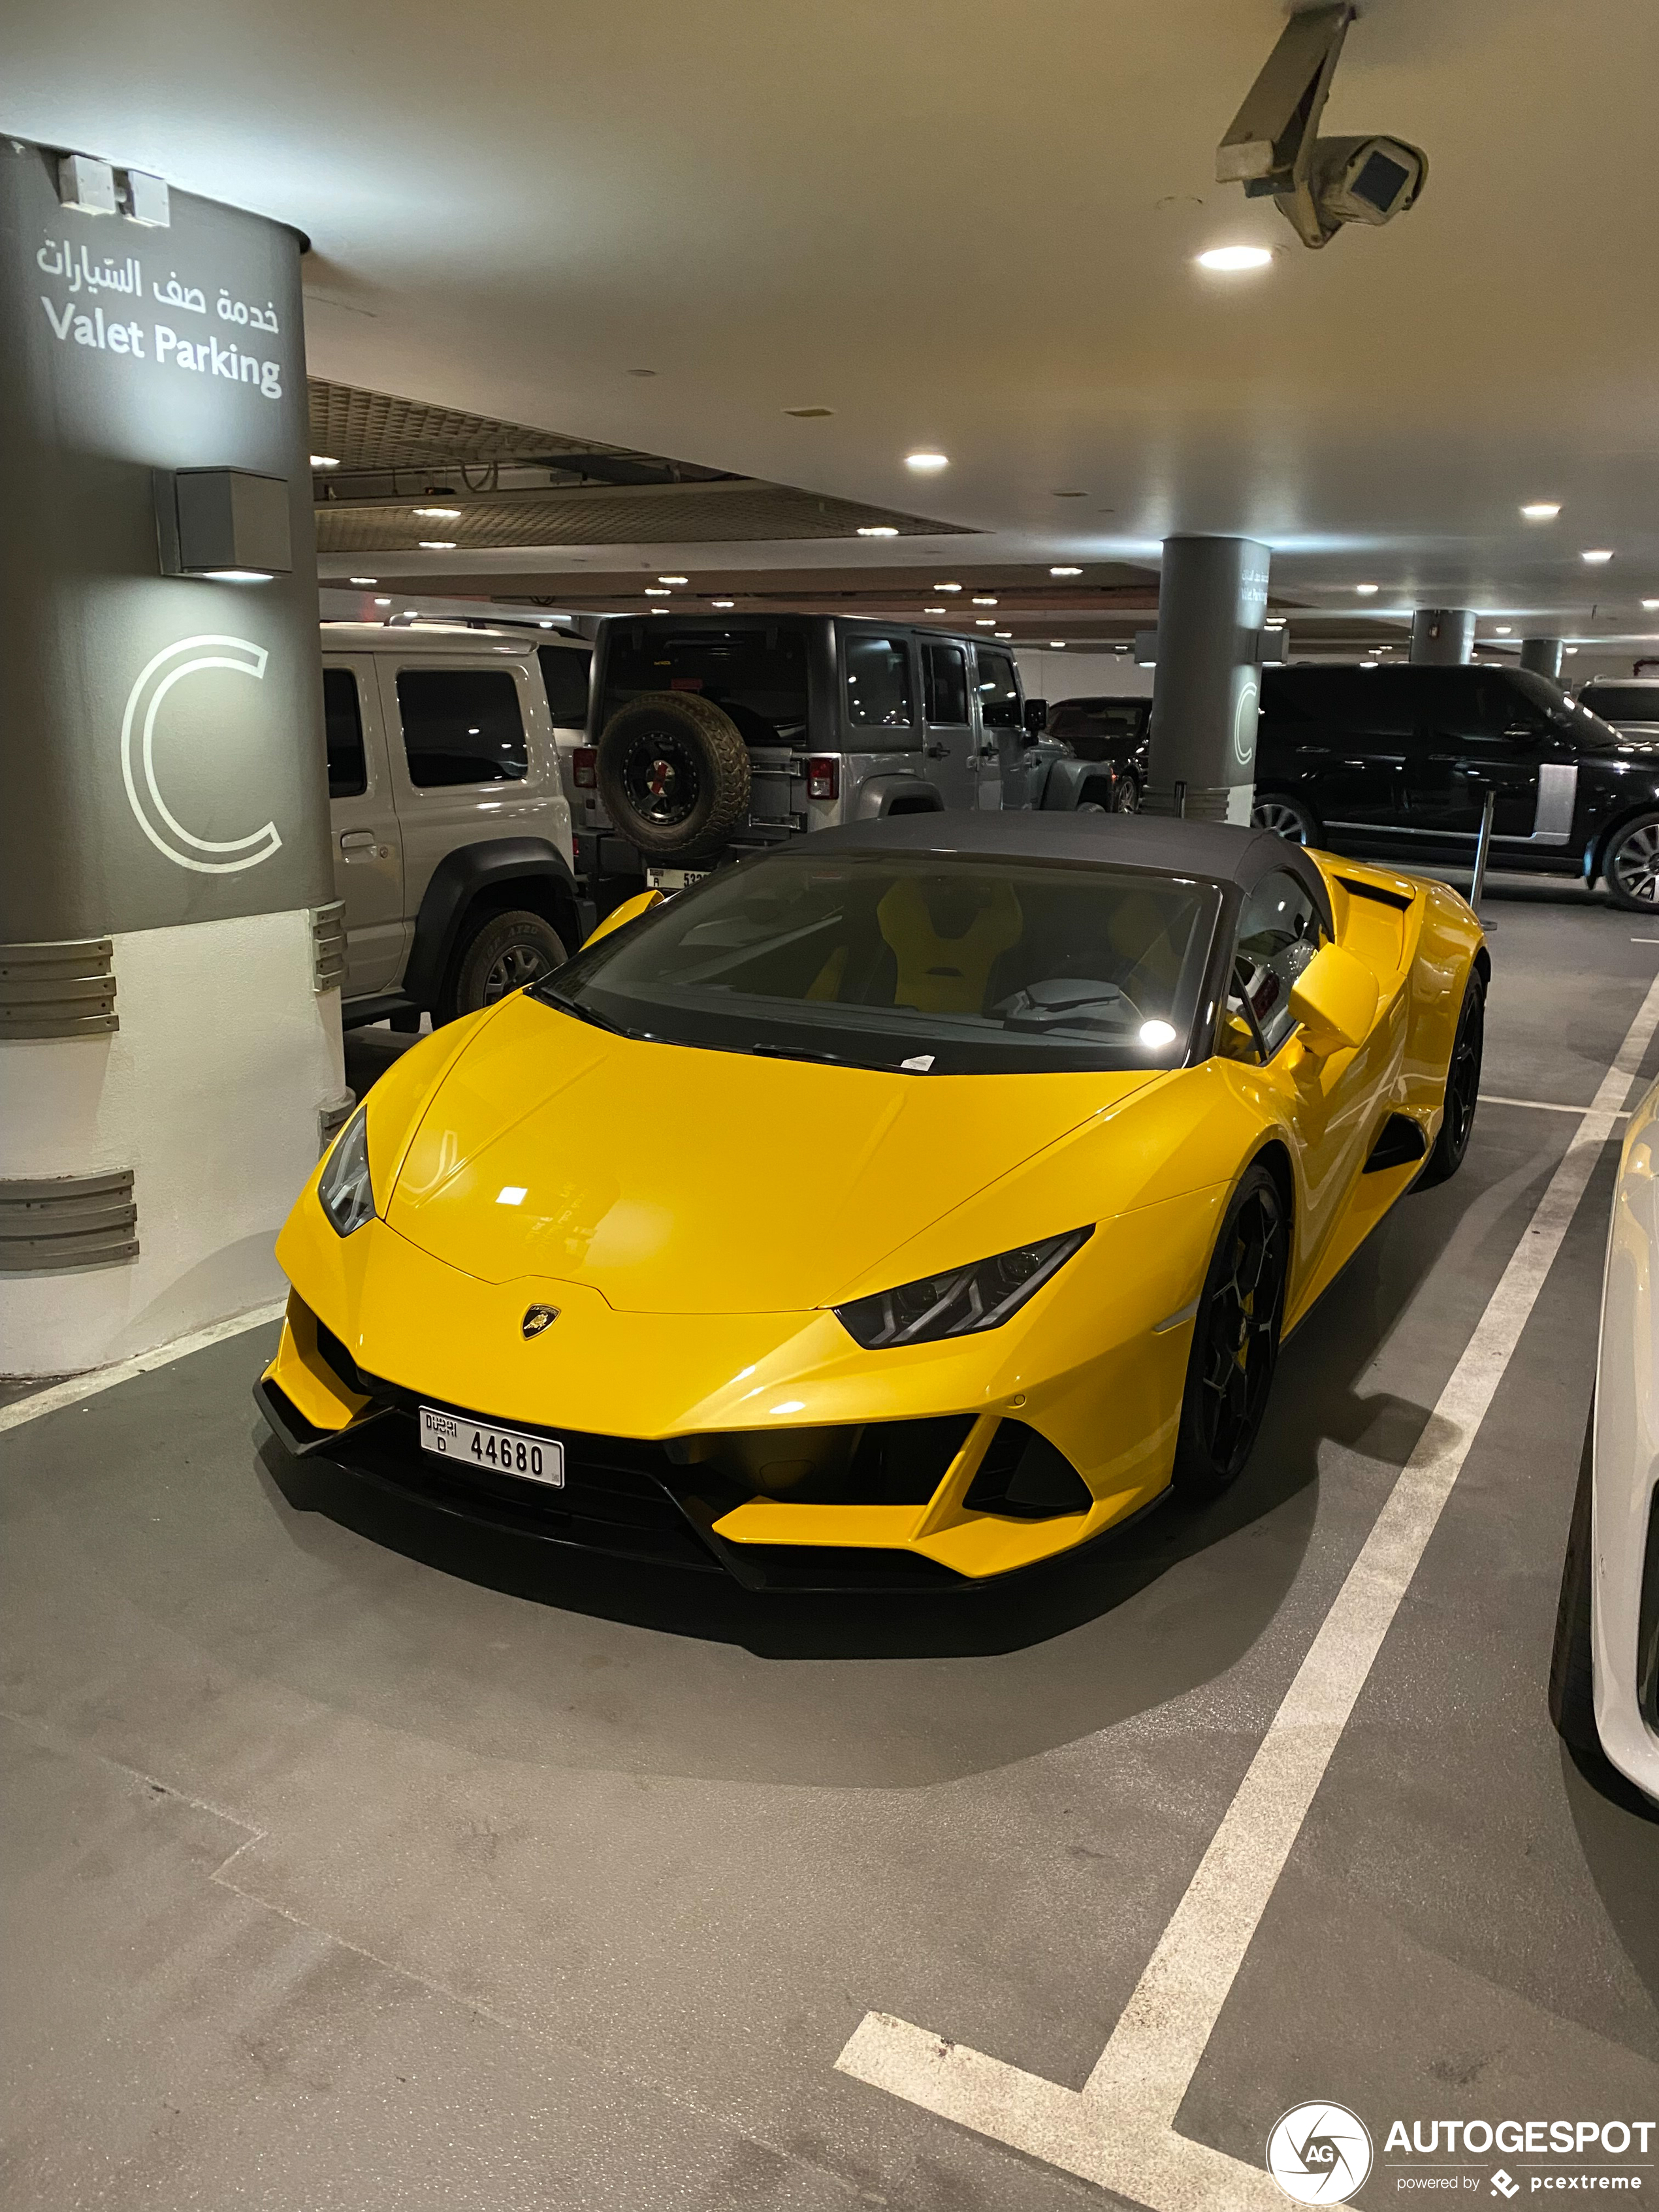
596;692;752;859
442;909;568;1022
1417;970;1484;1188
1601;812;1659;912
1171;1162;1289;1505
1548;1405;1601;1756
1251;792;1321;845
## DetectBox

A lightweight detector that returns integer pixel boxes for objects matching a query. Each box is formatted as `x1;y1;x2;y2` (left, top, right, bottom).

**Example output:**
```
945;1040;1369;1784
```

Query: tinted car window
975;649;1023;731
397;669;527;786
923;641;970;724
602;624;809;745
323;667;366;798
1229;869;1323;1057
845;634;915;728
1423;671;1535;739
1579;684;1659;724
1261;667;1416;736
538;643;591;728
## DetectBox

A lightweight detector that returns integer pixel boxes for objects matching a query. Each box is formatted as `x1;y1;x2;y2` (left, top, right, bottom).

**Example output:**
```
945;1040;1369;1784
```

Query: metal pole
1174;779;1187;819
1469;789;1496;924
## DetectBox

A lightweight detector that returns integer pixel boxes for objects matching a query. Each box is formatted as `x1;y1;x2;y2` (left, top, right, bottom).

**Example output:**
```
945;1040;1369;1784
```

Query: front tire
1172;1163;1289;1504
443;910;568;1021
1252;793;1321;845
1112;776;1139;814
1417;971;1484;1187
1602;813;1659;912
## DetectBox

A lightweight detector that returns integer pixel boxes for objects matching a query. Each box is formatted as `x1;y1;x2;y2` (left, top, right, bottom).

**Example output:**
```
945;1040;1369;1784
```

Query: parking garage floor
3;874;1656;2212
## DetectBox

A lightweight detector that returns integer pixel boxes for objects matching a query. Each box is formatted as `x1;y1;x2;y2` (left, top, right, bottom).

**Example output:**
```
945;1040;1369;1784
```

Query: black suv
1251;664;1659;911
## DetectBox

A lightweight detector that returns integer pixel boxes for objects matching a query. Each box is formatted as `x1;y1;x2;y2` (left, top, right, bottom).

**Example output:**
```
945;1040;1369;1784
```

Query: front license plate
420;1407;564;1488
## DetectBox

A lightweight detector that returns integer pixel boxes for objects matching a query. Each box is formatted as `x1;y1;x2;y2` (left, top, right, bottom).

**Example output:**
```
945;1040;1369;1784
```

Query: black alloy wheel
1417;972;1484;1187
445;910;568;1022
1603;814;1659;912
1112;777;1139;814
1252;793;1320;845
1172;1164;1289;1503
622;729;701;831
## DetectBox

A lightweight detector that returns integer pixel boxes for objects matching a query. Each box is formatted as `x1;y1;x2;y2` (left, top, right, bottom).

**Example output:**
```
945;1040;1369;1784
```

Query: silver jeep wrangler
568;614;1129;895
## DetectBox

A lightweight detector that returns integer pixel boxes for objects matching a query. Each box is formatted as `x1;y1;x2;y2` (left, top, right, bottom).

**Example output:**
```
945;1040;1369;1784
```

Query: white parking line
838;974;1659;2209
1481;1093;1630;1117
0;1300;285;1437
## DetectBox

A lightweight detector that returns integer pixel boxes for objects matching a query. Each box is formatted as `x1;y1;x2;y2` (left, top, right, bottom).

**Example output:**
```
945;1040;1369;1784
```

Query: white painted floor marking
839;974;1659;2210
0;1300;285;1436
1480;1093;1630;1117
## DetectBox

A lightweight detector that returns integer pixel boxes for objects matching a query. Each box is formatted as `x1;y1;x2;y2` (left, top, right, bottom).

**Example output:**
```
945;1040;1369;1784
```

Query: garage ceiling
6;0;1658;640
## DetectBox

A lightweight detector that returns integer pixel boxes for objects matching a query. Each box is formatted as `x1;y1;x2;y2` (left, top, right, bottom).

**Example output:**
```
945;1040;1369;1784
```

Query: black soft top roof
801;809;1332;923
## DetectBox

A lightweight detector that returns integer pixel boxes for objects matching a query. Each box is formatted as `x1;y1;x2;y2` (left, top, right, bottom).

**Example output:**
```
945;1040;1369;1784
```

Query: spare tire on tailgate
597;692;752;859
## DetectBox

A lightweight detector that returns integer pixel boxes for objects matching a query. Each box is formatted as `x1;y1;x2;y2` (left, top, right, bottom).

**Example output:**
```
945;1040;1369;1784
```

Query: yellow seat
876;876;1024;1016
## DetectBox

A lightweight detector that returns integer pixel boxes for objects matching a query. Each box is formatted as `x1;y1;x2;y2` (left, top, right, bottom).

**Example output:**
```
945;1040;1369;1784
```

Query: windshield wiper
536;988;629;1037
749;1041;858;1067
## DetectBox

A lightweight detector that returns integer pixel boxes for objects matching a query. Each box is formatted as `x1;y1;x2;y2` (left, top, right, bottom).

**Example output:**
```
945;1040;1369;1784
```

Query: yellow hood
382;993;1152;1313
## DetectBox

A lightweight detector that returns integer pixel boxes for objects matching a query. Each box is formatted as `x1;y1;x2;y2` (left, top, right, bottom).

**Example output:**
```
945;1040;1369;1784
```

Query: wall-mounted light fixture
57;152;170;227
153;468;291;582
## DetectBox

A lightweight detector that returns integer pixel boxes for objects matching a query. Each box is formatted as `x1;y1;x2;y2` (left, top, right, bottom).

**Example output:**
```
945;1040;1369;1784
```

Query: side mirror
1023;697;1048;736
1287;941;1377;1055
580;888;662;950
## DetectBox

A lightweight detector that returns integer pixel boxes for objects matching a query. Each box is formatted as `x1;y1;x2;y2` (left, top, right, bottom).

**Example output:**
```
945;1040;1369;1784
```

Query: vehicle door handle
924;741;948;759
339;829;376;851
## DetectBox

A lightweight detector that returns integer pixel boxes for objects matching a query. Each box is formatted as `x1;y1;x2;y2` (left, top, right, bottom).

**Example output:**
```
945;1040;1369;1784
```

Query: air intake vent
963;1421;1091;1520
0;1170;138;1274
0;939;118;1040
1364;1113;1428;1174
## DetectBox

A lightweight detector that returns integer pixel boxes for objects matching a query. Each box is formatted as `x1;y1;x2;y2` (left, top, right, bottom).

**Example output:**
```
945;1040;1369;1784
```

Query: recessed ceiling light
974;618;995;626
924;605;948;614
374;596;391;605
858;524;900;537
1355;583;1379;596
1050;566;1082;577
1583;549;1615;564
1196;244;1274;271
1565;645;1579;654
650;607;670;614
540;619;555;628
348;576;377;585
658;574;688;584
418;539;455;549
972;596;998;605
905;452;948;473
1521;502;1561;521
1361;660;1379;669
994;630;1013;639
310;455;340;468
1494;626;1513;635
645;586;671;596
414;506;461;519
1644;599;1659;611
1050;639;1067;648
934;582;963;592
712;599;735;609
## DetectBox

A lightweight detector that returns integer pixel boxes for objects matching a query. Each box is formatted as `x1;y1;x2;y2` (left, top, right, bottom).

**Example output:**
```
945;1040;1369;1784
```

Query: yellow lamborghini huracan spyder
257;814;1486;1590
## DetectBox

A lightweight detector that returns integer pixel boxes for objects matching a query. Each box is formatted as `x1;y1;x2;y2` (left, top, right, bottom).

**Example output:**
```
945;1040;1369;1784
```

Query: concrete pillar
1143;536;1270;824
1521;637;1564;681
1410;609;1475;664
0;138;342;1375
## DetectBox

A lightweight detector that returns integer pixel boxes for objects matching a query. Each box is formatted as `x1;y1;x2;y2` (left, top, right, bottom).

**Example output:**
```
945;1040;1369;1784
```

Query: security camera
1217;4;1428;249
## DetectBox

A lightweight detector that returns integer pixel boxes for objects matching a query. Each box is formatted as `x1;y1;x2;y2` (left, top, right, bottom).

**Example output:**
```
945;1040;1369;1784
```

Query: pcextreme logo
1268;2103;1375;2202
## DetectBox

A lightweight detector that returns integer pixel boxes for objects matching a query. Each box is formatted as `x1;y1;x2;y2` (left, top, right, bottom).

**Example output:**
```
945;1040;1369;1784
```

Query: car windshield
536;850;1219;1074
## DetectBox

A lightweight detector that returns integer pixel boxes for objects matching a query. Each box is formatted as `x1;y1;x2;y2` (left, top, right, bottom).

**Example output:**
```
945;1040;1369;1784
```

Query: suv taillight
572;747;597;790
807;756;839;802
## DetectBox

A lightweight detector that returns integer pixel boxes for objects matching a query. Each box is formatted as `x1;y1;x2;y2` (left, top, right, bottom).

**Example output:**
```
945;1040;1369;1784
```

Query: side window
396;669;527;787
975;648;1022;731
845;634;914;728
1227;871;1323;1059
923;641;970;724
323;668;366;798
538;643;592;728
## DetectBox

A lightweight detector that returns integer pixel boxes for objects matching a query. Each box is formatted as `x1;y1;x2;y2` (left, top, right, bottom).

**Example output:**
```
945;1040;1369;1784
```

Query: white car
1551;1072;1659;1804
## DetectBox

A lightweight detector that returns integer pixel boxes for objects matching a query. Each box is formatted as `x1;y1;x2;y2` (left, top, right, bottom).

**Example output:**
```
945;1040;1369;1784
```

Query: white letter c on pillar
120;634;283;874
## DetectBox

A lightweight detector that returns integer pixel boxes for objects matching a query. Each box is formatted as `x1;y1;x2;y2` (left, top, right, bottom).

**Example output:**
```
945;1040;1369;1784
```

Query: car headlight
834;1226;1093;1349
317;1107;376;1238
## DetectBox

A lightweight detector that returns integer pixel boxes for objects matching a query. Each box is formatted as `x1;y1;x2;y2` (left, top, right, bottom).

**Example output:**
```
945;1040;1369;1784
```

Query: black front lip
251;1375;970;1594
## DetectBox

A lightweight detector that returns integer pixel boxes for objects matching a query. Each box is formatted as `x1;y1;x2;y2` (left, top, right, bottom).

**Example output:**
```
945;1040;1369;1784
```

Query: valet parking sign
1267;2101;1656;2204
33;233;285;399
